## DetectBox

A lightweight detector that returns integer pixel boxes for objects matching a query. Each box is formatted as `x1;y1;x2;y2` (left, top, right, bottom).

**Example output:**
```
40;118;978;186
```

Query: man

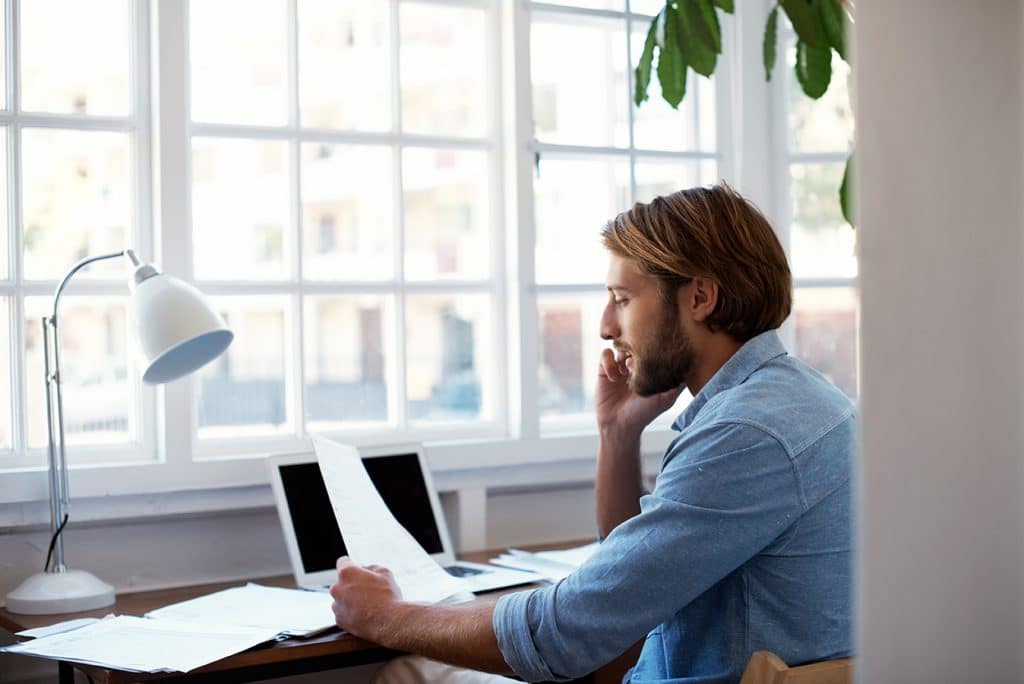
330;183;854;683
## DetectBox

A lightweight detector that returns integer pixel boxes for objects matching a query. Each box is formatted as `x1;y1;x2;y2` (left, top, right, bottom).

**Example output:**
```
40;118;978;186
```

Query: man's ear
686;278;720;323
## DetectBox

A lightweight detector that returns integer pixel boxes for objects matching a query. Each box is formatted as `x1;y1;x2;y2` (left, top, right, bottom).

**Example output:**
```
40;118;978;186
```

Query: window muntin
0;298;10;450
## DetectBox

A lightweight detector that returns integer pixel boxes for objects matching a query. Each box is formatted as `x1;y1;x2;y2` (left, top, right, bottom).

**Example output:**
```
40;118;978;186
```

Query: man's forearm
368;598;513;675
596;428;644;538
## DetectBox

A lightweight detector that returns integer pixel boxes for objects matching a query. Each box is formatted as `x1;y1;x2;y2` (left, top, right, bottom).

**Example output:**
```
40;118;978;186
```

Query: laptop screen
278;453;446;574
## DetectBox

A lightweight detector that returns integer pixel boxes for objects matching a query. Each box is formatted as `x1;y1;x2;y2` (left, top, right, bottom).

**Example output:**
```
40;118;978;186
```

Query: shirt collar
672;329;788;431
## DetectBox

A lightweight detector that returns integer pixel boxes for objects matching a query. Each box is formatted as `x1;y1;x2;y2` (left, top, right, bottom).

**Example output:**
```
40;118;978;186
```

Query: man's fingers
599;348;624;380
336;556;356;571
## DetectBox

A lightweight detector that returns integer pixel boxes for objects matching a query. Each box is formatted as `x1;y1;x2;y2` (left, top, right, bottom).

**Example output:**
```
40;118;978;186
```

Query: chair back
738;650;853;684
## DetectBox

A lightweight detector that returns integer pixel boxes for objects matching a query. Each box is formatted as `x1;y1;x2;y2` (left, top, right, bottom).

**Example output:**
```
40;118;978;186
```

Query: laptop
267;444;541;594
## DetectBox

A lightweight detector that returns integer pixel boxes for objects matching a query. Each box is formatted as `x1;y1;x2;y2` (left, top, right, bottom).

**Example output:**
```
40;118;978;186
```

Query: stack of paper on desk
489;542;600;582
2;615;279;673
146;583;336;637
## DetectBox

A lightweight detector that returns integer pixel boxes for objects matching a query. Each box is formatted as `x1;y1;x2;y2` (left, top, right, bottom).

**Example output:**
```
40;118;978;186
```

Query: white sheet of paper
145;583;335;637
2;615;278;673
312;435;469;604
15;617;101;639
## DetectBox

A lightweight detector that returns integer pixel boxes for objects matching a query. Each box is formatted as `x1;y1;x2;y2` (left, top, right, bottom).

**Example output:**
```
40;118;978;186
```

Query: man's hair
601;182;792;342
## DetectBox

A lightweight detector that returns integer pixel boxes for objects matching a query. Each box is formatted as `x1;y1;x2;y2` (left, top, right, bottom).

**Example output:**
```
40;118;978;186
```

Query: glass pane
400;3;487;137
301;143;394;280
634;159;718;204
192;137;290;280
532;18;629;147
304;295;393;427
538;294;606;421
544;0;624;9
630;0;666;16
0;298;10;449
22;129;132;280
197;296;290;438
298;0;391;131
21;0;130;115
190;0;288;126
406;294;491;423
793;287;857;399
789;163;857;279
403;148;490;281
25;296;135;449
787;42;854;153
534;157;629;284
0;129;7;279
697;73;717;151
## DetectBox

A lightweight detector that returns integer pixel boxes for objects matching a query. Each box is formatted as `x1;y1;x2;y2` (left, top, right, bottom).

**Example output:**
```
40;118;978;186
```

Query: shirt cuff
493;589;557;683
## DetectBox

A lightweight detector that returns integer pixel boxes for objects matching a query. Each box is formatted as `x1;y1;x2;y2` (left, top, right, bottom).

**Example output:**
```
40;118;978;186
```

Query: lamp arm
44;249;137;572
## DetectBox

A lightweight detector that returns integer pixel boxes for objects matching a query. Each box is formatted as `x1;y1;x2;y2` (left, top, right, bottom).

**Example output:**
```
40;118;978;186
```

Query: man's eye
615;299;628;307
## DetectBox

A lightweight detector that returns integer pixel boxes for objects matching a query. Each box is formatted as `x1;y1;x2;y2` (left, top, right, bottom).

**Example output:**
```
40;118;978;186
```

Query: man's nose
600;302;618;340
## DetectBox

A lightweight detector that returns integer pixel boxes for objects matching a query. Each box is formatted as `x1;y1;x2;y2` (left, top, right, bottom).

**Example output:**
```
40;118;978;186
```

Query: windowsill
0;429;677;530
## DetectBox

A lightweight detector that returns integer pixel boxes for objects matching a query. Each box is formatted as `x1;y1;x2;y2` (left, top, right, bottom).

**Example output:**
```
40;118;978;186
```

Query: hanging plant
634;0;854;225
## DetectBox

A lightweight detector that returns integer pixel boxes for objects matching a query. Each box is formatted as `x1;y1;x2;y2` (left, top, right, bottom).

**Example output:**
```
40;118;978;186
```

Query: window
781;34;857;398
1;1;854;506
1;0;150;470
528;2;720;431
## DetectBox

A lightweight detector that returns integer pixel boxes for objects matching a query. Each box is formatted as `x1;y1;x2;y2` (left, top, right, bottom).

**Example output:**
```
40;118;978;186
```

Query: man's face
601;254;694;396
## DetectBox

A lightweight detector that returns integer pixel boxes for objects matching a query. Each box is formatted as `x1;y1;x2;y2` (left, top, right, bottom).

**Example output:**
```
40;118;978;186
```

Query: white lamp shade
131;274;233;385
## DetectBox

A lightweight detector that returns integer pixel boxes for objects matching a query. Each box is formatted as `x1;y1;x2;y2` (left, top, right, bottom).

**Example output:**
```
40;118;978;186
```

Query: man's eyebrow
606;285;632;293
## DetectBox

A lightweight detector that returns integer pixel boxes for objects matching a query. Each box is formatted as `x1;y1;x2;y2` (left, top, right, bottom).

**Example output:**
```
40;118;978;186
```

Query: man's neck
686;333;743;397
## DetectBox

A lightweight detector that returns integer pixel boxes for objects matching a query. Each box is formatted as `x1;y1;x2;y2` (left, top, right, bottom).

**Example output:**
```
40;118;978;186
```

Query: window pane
406;294;491;423
0;298;10;449
197;296;290;438
787;42;854;153
789;163;857;279
400;3;487;137
403;148;490;281
629;0;667;15
190;0;288;126
544;0;624;10
793;287;857;399
534;157;628;284
304;295;393;428
298;0;391;131
20;0;130;116
192;137;290;280
25;296;135;450
301;144;394;280
22;129;132;280
634;159;718;204
0;129;7;279
538;294;606;422
630;30;716;152
532;18;629;147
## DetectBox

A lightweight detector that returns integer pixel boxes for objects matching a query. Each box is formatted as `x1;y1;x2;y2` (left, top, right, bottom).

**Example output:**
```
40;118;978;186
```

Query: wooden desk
1;545;592;684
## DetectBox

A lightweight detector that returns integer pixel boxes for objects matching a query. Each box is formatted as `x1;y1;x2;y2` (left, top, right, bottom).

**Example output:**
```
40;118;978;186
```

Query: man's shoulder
689;354;856;459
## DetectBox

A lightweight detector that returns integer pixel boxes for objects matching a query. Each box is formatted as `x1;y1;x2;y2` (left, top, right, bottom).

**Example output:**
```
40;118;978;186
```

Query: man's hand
595;348;683;438
330;557;402;640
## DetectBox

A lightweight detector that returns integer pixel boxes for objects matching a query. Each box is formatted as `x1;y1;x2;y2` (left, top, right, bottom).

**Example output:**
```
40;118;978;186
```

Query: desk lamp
4;249;233;615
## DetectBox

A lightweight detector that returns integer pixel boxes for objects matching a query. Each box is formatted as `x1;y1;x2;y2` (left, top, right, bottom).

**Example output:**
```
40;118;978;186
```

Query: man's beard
624;303;694;397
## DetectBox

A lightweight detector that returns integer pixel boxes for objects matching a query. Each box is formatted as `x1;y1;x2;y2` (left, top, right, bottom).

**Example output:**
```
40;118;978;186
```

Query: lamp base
5;569;115;615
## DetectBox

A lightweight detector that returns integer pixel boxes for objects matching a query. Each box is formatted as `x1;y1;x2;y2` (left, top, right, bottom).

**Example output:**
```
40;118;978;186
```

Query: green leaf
713;0;734;13
818;0;848;61
690;0;722;54
840;152;854;226
763;6;778;81
634;15;658;106
657;7;688;108
795;39;831;98
781;0;825;48
676;2;716;77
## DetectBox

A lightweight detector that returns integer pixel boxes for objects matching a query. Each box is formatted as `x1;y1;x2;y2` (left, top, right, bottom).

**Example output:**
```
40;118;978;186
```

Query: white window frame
1;0;809;522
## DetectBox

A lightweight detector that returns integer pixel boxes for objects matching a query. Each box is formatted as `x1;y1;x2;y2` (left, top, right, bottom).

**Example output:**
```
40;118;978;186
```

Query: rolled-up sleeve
490;421;804;682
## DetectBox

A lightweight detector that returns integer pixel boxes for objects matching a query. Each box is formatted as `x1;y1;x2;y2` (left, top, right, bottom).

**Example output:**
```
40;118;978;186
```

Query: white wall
855;2;1024;681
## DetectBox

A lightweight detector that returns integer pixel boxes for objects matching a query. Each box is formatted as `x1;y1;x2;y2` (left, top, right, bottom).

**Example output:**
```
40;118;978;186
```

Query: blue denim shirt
494;330;854;683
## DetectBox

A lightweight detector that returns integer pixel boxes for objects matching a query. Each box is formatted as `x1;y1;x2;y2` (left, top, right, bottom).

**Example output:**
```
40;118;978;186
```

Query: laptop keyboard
444;565;489;578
